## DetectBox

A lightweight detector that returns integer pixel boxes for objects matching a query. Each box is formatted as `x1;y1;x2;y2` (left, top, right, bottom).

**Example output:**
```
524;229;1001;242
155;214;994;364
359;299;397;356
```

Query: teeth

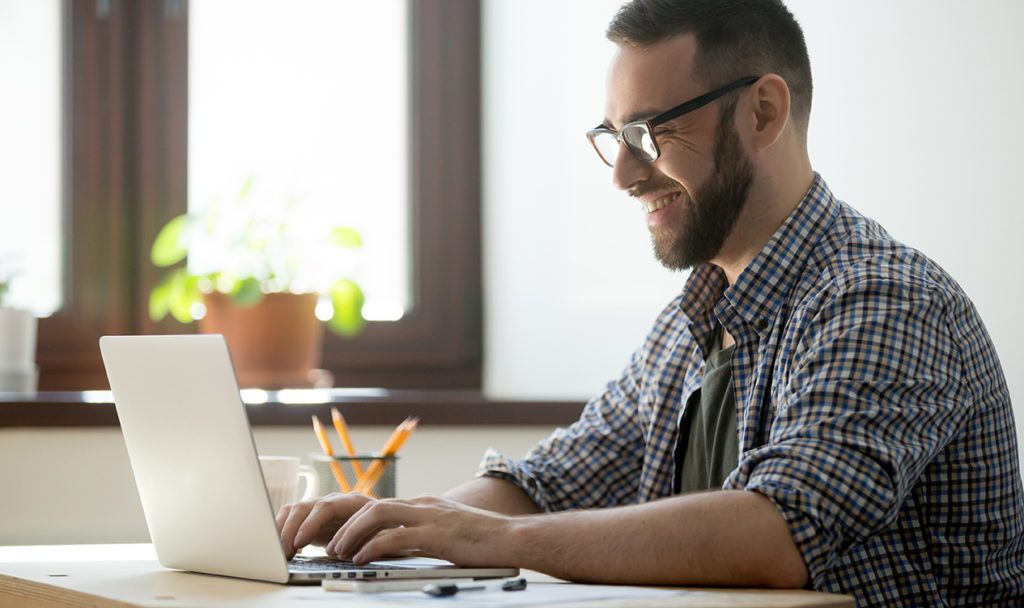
643;192;680;213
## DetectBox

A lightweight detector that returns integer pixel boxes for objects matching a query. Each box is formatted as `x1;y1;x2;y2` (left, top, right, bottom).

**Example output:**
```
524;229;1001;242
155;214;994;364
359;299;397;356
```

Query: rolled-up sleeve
478;347;649;512
726;273;969;584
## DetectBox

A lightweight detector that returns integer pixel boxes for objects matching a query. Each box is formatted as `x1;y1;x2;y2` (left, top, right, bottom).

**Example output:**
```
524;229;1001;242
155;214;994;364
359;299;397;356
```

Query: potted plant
149;177;366;389
0;262;38;393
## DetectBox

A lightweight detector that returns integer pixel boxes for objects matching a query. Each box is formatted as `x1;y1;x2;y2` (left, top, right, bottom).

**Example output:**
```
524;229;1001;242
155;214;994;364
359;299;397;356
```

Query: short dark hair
607;0;813;130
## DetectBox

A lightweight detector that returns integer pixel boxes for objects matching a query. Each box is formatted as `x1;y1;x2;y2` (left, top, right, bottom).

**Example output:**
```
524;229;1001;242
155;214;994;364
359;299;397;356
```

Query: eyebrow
601;107;669;130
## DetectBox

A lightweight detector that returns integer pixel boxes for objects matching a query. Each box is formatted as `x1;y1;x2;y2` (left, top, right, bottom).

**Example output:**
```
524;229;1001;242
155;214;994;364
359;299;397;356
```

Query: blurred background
1;0;1021;544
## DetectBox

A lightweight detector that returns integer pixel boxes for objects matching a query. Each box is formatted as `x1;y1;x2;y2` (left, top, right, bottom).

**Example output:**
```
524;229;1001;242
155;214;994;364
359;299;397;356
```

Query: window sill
0;390;585;428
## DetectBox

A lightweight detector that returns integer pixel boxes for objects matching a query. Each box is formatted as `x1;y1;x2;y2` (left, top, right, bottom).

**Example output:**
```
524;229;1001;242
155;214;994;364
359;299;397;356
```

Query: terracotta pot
198;291;329;389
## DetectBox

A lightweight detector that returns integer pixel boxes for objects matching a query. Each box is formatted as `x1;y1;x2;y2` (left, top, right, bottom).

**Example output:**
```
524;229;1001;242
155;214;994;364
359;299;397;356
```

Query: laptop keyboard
288;555;413;572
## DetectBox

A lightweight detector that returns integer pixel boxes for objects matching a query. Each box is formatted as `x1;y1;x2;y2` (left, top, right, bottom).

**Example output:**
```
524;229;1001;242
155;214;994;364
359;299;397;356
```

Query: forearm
443;475;542;516
504;489;808;588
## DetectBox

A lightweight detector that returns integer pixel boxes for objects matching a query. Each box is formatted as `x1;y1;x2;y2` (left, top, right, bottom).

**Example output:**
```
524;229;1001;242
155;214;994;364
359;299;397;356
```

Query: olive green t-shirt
675;331;738;493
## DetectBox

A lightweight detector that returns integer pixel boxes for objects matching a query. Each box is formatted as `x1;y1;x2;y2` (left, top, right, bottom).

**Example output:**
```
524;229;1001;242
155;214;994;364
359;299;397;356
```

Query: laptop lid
101;334;293;583
100;334;519;584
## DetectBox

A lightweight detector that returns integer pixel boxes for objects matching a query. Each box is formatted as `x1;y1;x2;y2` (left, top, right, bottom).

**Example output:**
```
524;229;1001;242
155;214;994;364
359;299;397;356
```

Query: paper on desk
298;581;692;606
367;557;458;567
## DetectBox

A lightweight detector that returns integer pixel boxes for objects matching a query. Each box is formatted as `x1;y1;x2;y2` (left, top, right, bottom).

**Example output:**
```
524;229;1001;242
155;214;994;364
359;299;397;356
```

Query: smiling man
278;1;1024;605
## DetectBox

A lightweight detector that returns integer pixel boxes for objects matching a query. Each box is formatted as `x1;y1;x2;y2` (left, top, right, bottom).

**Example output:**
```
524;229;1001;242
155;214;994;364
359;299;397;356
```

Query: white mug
258;455;320;516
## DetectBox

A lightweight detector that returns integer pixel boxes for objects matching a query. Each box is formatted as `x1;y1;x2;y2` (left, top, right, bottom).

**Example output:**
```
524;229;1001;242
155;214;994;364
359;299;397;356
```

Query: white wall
0;425;551;545
481;0;1024;467
482;0;684;402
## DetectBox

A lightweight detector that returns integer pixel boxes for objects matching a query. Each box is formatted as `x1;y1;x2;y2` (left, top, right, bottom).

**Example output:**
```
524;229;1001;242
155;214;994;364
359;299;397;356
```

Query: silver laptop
99;334;519;584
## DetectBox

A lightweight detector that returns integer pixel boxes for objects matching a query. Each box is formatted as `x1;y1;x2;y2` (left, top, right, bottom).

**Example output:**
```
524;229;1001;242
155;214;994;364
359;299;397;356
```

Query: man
278;1;1024;605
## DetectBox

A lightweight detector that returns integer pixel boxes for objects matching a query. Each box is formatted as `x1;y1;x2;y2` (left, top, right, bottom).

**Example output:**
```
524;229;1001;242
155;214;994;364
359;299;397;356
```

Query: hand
328;494;516;567
276;492;374;559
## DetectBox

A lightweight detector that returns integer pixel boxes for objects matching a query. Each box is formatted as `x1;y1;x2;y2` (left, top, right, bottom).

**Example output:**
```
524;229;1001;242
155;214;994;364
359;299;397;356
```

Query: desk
0;545;855;608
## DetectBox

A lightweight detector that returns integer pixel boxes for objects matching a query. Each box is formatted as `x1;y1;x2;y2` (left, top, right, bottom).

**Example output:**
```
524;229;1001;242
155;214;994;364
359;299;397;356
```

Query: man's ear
748;74;790;149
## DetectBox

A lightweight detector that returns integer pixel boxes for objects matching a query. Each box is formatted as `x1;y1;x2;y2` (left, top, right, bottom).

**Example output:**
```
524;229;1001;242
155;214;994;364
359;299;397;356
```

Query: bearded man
279;2;1024;605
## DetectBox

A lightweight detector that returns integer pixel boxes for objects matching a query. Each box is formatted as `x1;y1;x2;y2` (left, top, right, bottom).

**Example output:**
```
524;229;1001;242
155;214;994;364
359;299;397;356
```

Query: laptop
99;334;519;584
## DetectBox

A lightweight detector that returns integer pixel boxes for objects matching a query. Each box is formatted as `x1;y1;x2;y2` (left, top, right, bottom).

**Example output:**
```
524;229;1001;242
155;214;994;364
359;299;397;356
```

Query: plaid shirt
480;174;1024;607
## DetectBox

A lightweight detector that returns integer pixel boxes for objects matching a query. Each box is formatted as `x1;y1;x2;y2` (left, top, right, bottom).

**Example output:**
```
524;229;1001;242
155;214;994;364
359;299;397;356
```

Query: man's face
604;35;753;271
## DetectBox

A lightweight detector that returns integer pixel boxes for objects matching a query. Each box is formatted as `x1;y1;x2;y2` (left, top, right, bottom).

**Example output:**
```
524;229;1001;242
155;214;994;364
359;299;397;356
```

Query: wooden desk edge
0;555;856;608
0;572;138;608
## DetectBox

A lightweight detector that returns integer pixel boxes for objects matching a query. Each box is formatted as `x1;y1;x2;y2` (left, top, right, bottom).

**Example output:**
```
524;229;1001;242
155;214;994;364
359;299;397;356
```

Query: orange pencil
354;417;418;494
312;415;351;493
331;407;365;478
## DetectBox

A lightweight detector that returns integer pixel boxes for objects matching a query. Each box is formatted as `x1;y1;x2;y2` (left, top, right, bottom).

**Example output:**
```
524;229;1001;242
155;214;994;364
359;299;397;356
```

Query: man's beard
646;102;754;271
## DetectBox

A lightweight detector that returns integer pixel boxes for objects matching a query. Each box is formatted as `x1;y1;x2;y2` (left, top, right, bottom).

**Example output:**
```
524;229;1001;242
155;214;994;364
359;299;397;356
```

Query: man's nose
612;143;652;191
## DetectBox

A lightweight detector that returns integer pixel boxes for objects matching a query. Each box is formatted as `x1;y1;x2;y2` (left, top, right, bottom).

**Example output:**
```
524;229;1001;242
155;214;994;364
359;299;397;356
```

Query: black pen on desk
423;577;527;597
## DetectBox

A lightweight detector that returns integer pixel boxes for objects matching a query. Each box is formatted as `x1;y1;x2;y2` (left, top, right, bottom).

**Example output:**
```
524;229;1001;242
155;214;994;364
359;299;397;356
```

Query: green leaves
230;277;264;307
237;175;254;203
328;226;362;249
328;279;365;337
149;214;197;322
149;268;201;323
146;177;366;337
150;214;189;267
0;266;13;306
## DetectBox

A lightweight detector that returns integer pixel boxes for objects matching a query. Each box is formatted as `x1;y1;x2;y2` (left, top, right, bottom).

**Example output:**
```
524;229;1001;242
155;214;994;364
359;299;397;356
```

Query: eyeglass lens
590;123;657;167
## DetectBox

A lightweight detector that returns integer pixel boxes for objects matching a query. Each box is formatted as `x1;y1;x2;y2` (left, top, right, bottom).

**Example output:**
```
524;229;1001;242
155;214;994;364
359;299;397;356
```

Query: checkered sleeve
726;268;974;586
477;348;648;512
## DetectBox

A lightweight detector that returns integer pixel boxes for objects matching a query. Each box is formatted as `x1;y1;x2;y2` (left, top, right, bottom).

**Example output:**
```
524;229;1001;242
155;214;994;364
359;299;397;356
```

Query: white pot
0;307;38;392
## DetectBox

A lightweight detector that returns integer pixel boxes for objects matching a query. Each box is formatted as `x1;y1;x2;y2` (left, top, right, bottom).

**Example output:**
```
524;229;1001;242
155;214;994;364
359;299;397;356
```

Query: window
32;0;481;391
0;0;63;316
188;0;410;322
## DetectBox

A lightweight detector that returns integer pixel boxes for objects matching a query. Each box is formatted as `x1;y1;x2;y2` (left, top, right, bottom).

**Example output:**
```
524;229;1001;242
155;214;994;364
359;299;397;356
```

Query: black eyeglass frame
586;75;760;167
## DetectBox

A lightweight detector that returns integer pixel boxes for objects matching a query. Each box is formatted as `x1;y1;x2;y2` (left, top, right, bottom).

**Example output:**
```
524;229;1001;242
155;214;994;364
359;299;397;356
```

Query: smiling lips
642;191;682;213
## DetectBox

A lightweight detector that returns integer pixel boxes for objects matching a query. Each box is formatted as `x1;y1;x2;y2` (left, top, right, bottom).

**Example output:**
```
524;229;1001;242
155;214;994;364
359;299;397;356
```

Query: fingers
275;504;291;532
278;500;316;559
326;495;512;568
348;525;418;564
278;493;374;559
323;499;389;558
327;498;430;562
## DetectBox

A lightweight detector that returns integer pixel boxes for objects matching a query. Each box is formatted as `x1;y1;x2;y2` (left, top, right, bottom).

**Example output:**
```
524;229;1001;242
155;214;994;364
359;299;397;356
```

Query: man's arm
509;490;807;587
442;476;542;515
330;488;808;588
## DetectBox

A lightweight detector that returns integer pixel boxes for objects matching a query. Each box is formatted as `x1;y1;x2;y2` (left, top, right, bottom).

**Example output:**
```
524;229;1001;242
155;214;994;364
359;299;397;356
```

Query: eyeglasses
586;76;759;167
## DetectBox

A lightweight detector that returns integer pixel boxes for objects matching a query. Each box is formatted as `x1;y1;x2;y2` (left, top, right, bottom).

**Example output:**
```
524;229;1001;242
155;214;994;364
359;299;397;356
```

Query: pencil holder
309;454;397;499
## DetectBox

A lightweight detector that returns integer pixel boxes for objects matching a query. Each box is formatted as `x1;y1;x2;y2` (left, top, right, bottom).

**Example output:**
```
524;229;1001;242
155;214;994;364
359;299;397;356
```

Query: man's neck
721;326;736;349
714;164;814;285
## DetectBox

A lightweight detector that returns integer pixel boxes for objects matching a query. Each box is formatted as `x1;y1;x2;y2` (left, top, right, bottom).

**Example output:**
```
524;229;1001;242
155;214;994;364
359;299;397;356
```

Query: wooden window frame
37;0;482;391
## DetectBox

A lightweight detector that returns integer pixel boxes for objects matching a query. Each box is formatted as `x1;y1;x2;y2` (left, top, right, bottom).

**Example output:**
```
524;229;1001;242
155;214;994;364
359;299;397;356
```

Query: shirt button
755;318;769;330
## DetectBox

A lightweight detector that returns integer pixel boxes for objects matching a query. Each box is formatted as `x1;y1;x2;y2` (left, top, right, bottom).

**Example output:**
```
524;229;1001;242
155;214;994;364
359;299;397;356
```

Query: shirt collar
680;173;838;339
